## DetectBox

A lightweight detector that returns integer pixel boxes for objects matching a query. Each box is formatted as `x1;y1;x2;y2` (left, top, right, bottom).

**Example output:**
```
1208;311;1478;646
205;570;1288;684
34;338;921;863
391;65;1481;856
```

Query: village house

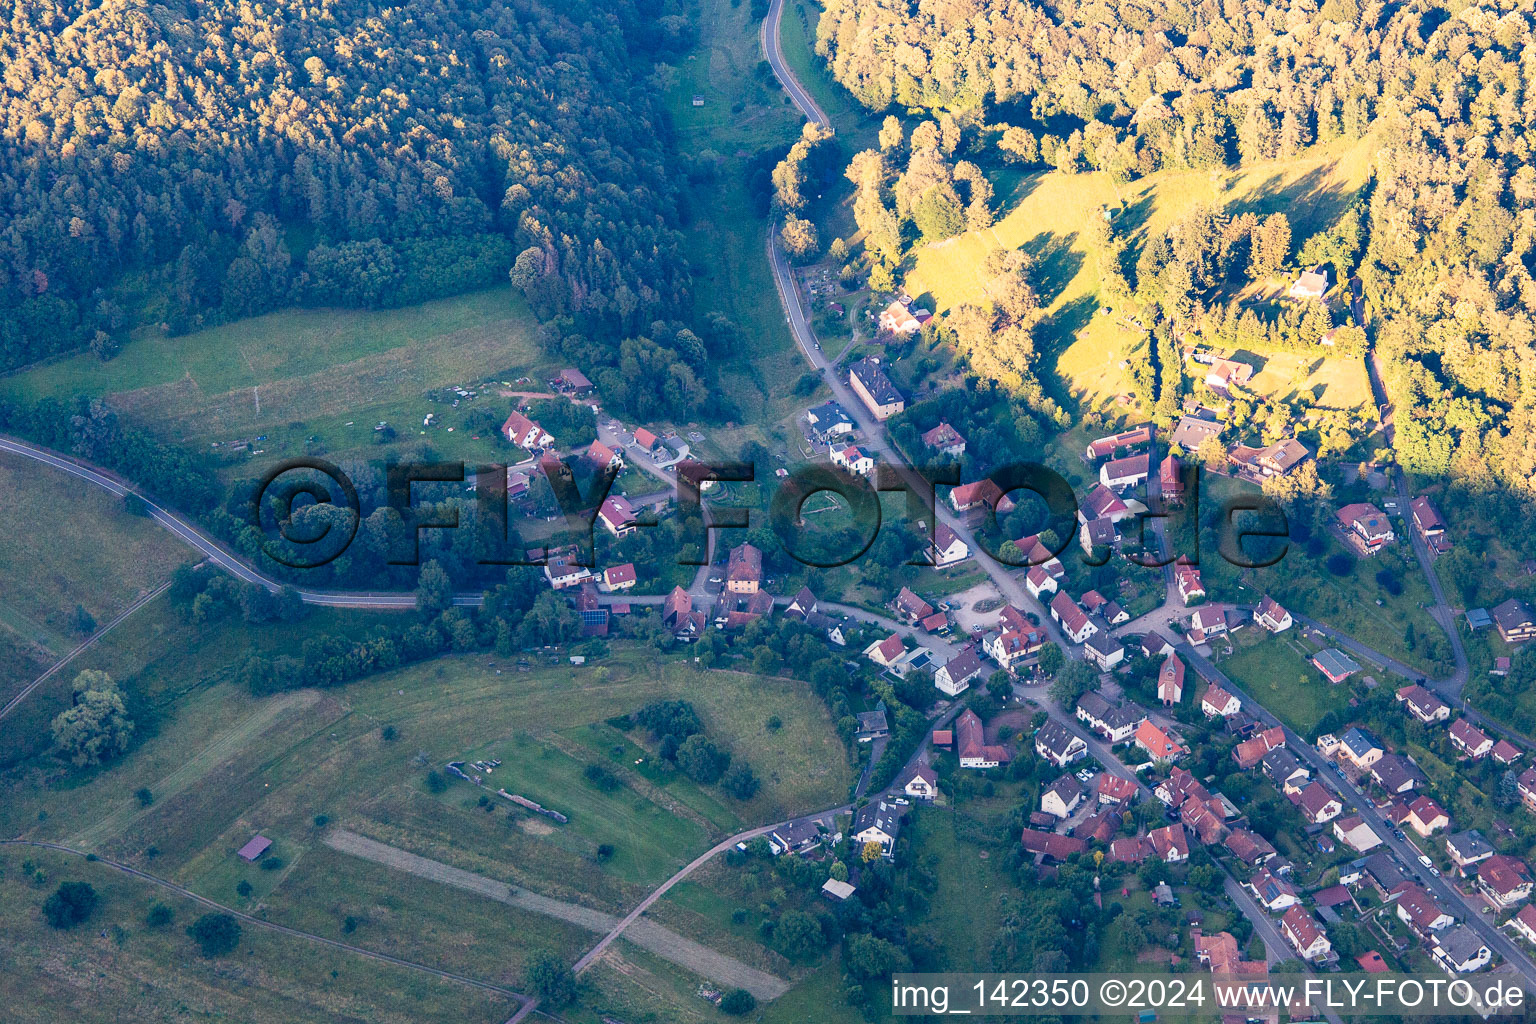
955;708;1011;769
1253;595;1293;633
855;709;889;743
598;495;641;538
1225;828;1277;866
1050;592;1099;645
1516;905;1536;946
557;367;594;394
1244;438;1311;478
1334;815;1382;853
1410;495;1451;554
1312;648;1362;684
1477;855;1533;908
1395;883;1455;935
950;478;1004;514
1233;726;1286;770
1493;597;1536;644
864;633;907;671
1020;829;1087;863
934;644;984;697
662;586;707;639
1519;768;1536;811
1134;720;1187;761
1085;629;1126;671
1203;357;1254;394
1154;767;1208;807
784;586;817;620
1035;719;1088;768
1449;718;1494;759
1337;727;1385;769
921;422;967;457
902;765;939;802
1017;534;1065;577
1296;781;1343;824
1288;265;1329;300
1281;906;1333;963
1109;836;1153;864
1074;807;1122;845
1187;605;1228;645
1370;753;1426;795
1169;414;1223;452
848;356;905;420
766;819;823;857
830;443;874;478
985;628;1043;674
586;439;623;472
1446;831;1495;874
598;563;637;592
1262;747;1310;792
1201;684;1242;718
1041;775;1084;819
1085;425;1153;460
895;588;934;624
1079;483;1134;524
1158;454;1184;503
852;800;906;859
1408;794;1450;836
1397;684;1450;724
632;426;661;453
806;400;854;438
1096;773;1137;807
1158;654;1185;705
575;583;609;636
1148;823;1190;863
1494;739;1524;764
1025;565;1059;599
1336;502;1395;554
926;522;970;568
544;554;592;590
725;543;763;594
1079;516;1117;556
1250;869;1299;911
502;409;554;449
1176;564;1206;605
1433;927;1493;973
877;300;921;335
1100;452;1150;491
1076;692;1145;744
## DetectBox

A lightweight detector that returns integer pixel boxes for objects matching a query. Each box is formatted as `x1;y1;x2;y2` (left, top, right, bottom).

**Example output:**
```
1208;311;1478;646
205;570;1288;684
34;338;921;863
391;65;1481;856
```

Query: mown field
0;450;192;707
0;286;543;471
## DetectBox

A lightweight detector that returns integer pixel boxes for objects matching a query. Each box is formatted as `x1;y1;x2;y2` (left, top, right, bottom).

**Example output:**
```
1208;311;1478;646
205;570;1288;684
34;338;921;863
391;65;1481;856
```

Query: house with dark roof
1446;830;1495;874
935;644;984;697
848;356;904;420
1432;925;1492;973
1224;828;1277;866
1079;516;1117;556
1396;684;1449;724
1035;719;1088;768
1370;753;1426;795
1085;628;1125;670
1249;868;1299;911
1410;495;1450;553
1493;598;1536;644
852;800;907;858
1079;483;1133;524
1042;774;1084;819
1312;648;1362;684
855;709;889;741
1450;718;1494;759
1100;452;1150;491
1075;691;1145;744
1169;415;1222;451
1338;727;1384;768
902;765;939;801
806;400;854;438
598;495;640;538
929;522;970;567
785;586;817;620
1261;747;1310;792
767;819;824;856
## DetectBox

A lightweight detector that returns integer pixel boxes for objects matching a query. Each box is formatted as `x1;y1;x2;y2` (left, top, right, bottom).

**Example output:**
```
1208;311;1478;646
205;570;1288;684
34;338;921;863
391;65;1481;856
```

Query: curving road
760;0;829;129
0;839;532;1010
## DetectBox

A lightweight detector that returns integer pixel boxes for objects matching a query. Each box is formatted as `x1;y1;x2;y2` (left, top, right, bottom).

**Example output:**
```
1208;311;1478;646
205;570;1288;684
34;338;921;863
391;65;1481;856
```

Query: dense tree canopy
0;0;695;369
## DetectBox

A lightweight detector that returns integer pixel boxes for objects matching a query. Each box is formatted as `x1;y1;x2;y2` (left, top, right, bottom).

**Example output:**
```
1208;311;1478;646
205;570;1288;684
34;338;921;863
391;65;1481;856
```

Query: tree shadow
1228;164;1358;238
1231;349;1268;375
1022;231;1084;308
1035;293;1101;419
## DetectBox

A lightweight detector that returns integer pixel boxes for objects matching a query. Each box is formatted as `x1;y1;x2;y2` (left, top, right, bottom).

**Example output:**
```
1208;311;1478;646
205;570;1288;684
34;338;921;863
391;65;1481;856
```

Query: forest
813;0;1536;494
0;0;705;408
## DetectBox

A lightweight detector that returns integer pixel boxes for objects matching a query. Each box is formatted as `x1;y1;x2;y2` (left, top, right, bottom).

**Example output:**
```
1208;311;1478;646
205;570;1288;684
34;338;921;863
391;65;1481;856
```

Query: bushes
43;882;98;929
720;989;757;1015
187;913;242;957
583;763;622;792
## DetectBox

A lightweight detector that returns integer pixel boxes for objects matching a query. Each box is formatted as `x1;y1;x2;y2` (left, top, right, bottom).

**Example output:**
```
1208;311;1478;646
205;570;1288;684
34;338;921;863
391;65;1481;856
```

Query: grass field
1218;630;1354;736
0;287;541;470
0;847;513;1024
902;136;1378;414
0;449;192;708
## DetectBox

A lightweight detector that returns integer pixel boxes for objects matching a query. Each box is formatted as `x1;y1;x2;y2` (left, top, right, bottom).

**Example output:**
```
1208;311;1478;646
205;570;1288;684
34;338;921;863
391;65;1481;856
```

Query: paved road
0;578;171;724
0;839;531;1010
760;0;829;129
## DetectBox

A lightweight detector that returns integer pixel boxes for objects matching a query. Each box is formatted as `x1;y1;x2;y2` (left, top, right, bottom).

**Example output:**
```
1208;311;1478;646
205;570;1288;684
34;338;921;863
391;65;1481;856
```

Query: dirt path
73;690;322;849
325;829;790;1001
